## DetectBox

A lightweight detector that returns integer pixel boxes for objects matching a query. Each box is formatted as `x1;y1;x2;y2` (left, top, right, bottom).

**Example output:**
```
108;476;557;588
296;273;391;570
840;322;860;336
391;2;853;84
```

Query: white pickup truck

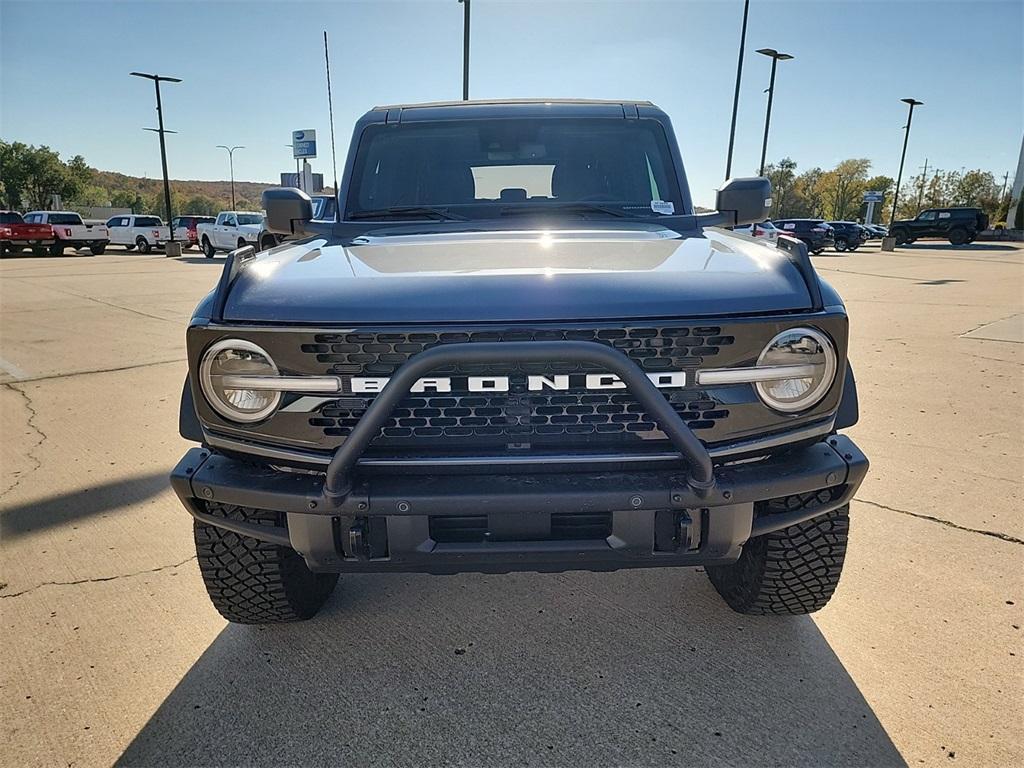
24;211;109;255
105;214;176;253
197;211;266;258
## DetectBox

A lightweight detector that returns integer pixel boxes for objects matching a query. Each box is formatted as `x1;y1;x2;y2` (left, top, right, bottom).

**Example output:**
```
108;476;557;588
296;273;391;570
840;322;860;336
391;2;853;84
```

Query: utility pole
724;0;750;180
917;158;929;210
130;71;181;242
889;98;923;227
459;0;471;100
216;145;244;210
1000;171;1010;200
756;48;794;176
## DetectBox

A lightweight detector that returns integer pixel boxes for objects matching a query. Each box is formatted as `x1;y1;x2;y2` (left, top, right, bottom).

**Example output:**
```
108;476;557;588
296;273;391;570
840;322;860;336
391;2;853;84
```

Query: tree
0;142;95;210
764;158;797;219
816;158;871;220
183;194;218;215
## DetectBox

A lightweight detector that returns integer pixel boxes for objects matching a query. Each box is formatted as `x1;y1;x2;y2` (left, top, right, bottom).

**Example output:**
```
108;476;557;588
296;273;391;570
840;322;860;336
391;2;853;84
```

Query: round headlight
200;339;281;422
755;328;837;413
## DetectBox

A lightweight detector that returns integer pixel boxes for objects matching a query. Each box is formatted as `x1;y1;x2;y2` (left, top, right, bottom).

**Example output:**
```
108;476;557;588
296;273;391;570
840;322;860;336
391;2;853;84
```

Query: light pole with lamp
130;71;181;243
755;48;793;176
889;98;924;227
216;145;244;210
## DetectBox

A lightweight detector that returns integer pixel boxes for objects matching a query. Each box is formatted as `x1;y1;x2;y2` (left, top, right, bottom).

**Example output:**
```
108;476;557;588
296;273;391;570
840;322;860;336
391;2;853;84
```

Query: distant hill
89;169;280;211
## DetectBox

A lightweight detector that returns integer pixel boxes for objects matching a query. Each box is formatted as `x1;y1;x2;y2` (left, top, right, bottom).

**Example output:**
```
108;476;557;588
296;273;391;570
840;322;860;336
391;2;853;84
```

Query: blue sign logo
292;129;317;159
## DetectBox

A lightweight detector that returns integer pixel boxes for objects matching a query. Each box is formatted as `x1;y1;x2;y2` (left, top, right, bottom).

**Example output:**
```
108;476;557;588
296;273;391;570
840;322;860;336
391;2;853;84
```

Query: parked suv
171;99;867;624
826;221;866;252
171;215;216;249
890;207;989;246
773;219;835;254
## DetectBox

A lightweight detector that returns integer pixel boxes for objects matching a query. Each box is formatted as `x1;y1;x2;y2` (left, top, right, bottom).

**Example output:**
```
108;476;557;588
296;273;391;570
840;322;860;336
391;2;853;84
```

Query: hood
221;225;813;324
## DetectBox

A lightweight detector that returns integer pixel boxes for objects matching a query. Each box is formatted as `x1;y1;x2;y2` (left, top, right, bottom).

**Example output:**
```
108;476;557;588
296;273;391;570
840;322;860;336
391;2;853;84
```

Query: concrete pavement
1;242;1021;767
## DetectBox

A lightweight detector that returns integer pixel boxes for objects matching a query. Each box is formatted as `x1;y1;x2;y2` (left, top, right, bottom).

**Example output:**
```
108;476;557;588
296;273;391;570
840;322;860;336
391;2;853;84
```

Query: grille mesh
300;325;736;446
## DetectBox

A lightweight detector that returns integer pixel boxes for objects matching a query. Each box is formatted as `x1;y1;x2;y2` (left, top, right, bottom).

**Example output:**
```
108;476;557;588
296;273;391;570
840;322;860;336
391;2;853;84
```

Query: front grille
301;325;735;448
302;326;734;376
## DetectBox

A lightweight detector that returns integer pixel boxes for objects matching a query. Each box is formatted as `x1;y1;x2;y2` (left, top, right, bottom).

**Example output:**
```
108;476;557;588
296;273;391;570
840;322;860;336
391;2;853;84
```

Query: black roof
367;98;662;122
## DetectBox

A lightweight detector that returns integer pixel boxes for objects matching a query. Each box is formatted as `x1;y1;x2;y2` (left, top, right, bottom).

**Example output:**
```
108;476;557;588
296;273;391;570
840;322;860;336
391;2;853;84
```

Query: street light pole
889;98;924;227
459;0;471;100
130;71;181;242
216;145;245;210
756;48;793;176
724;0;750;180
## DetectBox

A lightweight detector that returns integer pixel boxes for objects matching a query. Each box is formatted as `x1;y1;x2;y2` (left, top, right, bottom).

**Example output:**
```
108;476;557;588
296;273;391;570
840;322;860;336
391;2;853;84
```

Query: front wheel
259;234;277;252
202;236;216;258
707;504;849;615
194;503;339;624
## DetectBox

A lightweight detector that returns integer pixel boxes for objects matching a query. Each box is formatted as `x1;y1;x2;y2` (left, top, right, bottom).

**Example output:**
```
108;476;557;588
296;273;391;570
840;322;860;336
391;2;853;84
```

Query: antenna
324;30;340;222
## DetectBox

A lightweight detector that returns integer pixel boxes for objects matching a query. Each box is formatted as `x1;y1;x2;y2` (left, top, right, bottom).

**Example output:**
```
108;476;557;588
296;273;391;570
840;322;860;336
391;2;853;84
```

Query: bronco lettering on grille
349;371;686;394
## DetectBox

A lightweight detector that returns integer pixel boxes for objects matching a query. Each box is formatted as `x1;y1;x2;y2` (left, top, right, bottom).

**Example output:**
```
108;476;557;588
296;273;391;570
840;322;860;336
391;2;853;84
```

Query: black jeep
171;100;867;624
890;207;989;245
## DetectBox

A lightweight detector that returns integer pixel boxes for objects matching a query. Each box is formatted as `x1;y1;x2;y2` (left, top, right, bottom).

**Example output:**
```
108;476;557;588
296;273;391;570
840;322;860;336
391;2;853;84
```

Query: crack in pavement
0;556;197;599
2;276;181;324
857;499;1024;545
0;384;47;499
6;357;187;384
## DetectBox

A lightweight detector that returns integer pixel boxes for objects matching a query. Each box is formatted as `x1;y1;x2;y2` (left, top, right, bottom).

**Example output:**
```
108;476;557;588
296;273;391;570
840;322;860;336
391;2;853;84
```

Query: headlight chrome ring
754;327;837;413
200;339;282;423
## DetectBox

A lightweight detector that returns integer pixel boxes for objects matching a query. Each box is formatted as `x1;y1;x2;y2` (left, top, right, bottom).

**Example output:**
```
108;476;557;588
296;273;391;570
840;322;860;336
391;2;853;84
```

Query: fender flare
179;377;204;442
835;363;859;430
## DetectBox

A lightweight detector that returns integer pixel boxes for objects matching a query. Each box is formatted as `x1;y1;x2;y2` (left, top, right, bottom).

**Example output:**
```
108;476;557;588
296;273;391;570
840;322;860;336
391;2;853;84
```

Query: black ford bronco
171;100;867;624
890;207;989;245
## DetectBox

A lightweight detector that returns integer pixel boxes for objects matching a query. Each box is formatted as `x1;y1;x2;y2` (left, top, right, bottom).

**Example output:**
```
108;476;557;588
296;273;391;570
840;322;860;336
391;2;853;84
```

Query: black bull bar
319;340;716;500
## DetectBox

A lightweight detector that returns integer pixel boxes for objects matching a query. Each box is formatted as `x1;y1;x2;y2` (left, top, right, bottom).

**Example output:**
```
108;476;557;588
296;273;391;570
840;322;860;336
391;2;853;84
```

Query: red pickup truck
1;211;55;256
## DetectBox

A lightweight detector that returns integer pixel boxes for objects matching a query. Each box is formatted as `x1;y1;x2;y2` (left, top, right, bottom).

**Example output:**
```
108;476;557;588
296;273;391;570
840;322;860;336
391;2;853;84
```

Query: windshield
48;213;83;225
236;214;263;225
346;118;684;220
0;212;24;224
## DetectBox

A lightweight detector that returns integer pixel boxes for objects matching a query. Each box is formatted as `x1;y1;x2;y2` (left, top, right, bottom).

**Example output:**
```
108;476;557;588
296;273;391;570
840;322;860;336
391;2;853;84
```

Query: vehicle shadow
117;568;905;767
903;242;1019;252
174;256;224;265
0;471;168;540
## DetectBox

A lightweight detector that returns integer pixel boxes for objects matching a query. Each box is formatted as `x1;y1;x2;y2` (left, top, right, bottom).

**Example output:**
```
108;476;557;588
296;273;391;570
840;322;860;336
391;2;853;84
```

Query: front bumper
170;434;868;574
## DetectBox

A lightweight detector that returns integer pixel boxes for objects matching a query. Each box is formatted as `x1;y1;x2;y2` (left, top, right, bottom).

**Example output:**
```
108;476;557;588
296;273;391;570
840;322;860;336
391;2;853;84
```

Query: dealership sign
292;129;317;159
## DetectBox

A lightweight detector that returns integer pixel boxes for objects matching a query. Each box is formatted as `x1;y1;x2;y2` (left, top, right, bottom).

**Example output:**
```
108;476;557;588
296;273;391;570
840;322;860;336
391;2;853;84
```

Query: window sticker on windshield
650;200;675;215
938;212;951;218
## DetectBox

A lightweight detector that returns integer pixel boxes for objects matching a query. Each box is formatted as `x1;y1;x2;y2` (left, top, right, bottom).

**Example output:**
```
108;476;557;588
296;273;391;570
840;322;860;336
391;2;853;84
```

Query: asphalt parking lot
1;241;1021;767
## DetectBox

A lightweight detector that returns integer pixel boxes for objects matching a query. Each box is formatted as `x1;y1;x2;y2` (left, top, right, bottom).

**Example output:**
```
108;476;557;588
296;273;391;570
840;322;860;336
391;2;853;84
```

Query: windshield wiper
349;206;466;221
499;203;630;218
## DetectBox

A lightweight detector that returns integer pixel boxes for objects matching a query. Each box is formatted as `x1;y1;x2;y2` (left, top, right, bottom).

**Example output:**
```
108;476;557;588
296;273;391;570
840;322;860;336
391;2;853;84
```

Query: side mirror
262;187;313;235
715;177;772;226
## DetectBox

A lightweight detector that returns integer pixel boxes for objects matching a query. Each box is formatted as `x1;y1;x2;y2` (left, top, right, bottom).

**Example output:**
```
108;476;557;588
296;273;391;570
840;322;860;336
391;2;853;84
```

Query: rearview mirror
262;187;313;235
715;177;772;226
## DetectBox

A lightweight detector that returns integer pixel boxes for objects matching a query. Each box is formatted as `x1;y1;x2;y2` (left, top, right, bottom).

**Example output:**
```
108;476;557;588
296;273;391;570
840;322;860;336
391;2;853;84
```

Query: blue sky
2;0;1021;207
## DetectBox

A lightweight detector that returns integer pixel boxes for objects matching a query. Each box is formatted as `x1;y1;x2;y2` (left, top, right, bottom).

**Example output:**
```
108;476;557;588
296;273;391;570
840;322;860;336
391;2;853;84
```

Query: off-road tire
194;503;339;624
202;236;216;258
948;227;969;246
707;505;849;615
891;227;911;246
